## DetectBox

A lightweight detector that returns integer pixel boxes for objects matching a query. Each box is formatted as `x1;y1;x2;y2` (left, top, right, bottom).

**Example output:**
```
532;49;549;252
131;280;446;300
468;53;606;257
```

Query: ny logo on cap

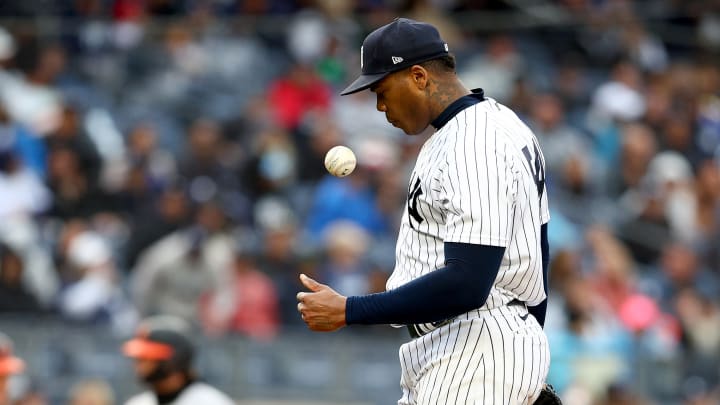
360;46;363;69
391;56;404;64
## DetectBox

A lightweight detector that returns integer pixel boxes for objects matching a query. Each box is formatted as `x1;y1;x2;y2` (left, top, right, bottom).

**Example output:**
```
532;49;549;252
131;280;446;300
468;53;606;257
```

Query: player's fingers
296;292;305;302
299;273;323;292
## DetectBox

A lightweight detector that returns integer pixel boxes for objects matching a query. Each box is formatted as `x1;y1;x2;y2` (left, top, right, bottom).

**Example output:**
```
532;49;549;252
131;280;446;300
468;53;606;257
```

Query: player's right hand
296;274;348;332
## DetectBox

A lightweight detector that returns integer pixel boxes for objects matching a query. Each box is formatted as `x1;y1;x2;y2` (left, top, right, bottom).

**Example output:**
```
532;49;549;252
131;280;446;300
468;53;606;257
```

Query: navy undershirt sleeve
346;243;505;325
527;223;549;328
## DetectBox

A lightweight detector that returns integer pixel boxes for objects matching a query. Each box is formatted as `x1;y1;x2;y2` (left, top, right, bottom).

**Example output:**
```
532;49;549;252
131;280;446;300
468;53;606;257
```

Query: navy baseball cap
340;18;449;96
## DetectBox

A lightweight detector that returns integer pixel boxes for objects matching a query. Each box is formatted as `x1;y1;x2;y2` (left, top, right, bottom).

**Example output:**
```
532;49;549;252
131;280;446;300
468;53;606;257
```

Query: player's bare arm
296;274;347;332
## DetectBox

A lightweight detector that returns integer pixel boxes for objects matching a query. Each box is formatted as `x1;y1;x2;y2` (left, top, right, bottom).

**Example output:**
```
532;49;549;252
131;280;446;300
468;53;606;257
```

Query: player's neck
428;78;471;122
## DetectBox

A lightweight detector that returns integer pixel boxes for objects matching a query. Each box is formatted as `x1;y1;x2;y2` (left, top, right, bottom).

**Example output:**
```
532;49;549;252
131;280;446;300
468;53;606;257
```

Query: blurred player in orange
0;332;25;405
122;316;234;405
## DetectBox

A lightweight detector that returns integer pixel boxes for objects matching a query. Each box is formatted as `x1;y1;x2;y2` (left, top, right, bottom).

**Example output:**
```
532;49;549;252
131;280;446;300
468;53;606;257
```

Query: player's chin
404;125;429;136
391;121;420;135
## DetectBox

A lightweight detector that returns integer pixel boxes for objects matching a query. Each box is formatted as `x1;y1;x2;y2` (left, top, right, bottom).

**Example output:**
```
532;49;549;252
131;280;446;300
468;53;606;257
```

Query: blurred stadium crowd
0;0;720;404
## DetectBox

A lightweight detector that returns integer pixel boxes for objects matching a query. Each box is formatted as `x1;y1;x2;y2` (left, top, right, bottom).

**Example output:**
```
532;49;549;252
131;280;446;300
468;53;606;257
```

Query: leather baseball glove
534;384;563;405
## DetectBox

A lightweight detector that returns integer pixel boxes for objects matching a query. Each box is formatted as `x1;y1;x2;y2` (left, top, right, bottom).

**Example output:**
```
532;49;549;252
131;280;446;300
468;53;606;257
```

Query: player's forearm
346;243;505;325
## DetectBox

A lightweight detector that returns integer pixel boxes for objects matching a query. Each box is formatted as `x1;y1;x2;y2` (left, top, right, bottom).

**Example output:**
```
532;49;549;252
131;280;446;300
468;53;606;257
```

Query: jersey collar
431;88;485;130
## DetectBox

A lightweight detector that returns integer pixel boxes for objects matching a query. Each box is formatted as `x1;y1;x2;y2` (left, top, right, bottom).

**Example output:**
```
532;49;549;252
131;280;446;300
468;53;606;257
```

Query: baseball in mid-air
324;145;357;177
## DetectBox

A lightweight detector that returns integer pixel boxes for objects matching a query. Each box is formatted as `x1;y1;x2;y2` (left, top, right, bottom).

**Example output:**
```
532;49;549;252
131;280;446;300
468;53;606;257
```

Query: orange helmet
0;332;24;376
122;316;194;371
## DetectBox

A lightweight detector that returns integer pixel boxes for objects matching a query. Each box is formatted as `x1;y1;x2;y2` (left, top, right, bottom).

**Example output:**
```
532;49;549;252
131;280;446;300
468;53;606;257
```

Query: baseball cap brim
122;339;174;360
0;356;25;375
340;72;389;96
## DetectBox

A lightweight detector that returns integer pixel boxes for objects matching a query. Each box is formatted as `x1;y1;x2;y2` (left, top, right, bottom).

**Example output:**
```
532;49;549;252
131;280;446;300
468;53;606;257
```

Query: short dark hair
420;54;456;73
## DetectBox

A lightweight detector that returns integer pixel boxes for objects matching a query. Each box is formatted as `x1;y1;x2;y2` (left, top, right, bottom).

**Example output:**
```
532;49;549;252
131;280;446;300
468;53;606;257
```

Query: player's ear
409;65;429;90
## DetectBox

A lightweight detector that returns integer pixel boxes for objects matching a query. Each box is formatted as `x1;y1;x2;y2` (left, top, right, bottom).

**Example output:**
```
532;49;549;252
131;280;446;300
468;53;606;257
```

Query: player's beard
141;361;173;383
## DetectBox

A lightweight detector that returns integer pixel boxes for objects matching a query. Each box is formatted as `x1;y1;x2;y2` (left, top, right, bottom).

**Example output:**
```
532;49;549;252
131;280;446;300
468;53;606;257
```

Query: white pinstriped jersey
386;97;549;309
124;382;235;405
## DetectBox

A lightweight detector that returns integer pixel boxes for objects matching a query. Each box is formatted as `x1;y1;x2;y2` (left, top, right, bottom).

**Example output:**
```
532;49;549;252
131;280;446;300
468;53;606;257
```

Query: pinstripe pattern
398;304;549;405
387;97;549;308
388;97;550;404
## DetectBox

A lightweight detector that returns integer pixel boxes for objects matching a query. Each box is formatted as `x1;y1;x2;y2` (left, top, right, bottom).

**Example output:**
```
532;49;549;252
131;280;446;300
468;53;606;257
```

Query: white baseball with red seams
324;145;357;177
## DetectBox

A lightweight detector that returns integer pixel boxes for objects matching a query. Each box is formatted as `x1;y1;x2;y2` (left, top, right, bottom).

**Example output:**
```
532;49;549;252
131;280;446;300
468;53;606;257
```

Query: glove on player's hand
533;384;563;405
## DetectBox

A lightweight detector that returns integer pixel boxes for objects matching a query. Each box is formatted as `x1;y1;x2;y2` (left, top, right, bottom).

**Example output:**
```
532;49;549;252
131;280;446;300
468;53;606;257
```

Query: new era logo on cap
342;18;450;96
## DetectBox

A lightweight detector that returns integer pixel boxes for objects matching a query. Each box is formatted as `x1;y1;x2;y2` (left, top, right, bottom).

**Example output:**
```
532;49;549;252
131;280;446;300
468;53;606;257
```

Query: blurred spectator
585;227;638;316
606;122;658;200
0;244;43;314
67;379;115;405
620;21;668;74
0;27;15;70
651;242;720;313
615;151;697;264
44;104;109;220
0;216;58;307
674;287;720;357
286;10;330;68
56;222;137;331
0;102;46;178
305;171;384;238
644;152;697;244
177;118;248;220
267;62;332;131
317;220;372;297
459;35;525;103
130;201;234;322
406;0;464;48
693;160;720;267
243;125;298;199
660;113;707;170
543;249;581;332
528;92;591;183
588;61;646;153
528;92;613;226
123;123;177;192
695;69;720;157
0;143;50;221
1;41;66;136
594;383;652;405
673;287;720;405
641;76;673;135
251;196;310;326
552;54;594;121
200;238;280;341
546;276;633;401
122;184;191;271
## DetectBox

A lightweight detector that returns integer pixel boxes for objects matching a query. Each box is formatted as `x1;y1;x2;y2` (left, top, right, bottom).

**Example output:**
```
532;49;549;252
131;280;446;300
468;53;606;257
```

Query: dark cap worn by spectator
341;18;449;95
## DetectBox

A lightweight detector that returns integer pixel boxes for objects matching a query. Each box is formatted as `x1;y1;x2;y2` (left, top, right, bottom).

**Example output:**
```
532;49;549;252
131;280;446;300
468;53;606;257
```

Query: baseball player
0;332;25;405
122;316;235;405
297;18;558;404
